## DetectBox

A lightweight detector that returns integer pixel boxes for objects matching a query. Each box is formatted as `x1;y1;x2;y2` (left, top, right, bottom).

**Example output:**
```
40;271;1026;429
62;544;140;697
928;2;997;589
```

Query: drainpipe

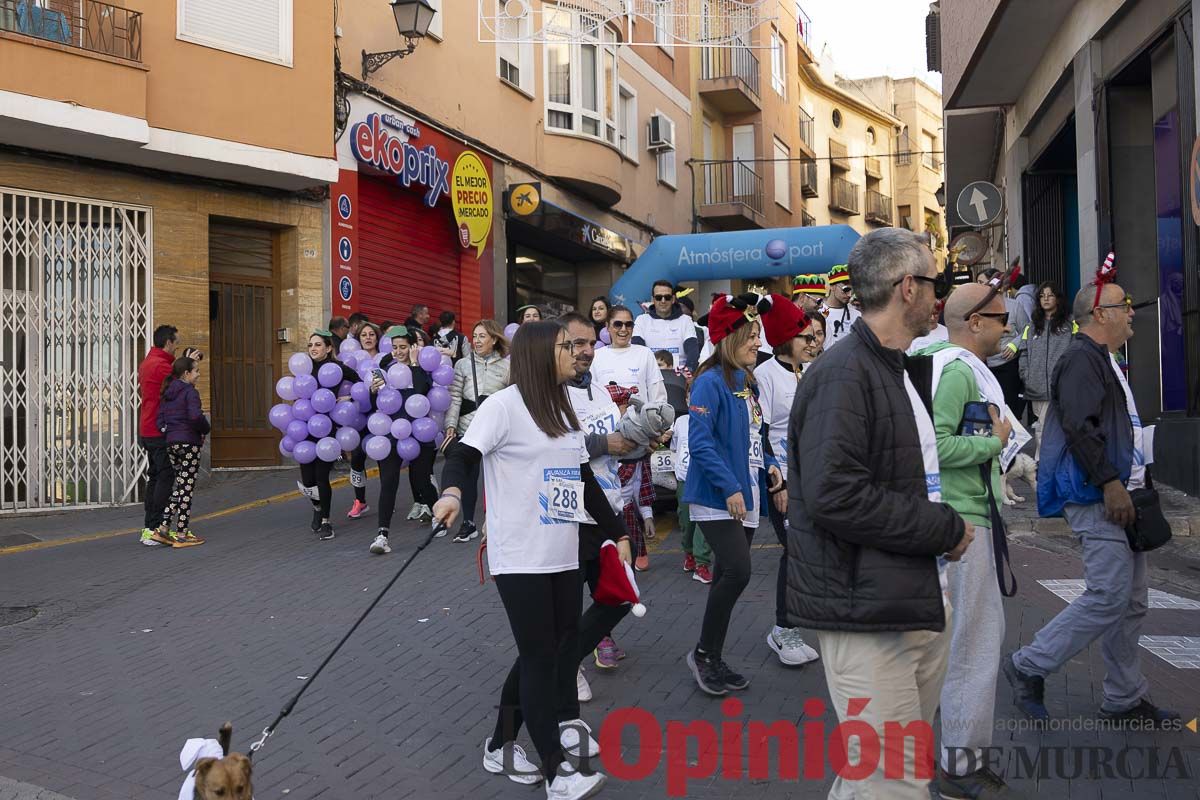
686;159;699;233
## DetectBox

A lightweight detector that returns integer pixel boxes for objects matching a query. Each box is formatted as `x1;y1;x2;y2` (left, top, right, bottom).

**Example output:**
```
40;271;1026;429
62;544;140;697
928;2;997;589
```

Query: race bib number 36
650;449;675;475
548;476;586;522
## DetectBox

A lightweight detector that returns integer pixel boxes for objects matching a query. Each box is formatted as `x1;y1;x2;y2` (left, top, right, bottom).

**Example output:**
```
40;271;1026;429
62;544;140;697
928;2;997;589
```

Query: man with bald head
914;283;1020;796
1006;280;1179;731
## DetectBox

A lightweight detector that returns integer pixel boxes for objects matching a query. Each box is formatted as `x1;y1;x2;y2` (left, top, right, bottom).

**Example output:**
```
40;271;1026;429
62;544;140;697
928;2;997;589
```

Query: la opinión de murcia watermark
492;698;1193;795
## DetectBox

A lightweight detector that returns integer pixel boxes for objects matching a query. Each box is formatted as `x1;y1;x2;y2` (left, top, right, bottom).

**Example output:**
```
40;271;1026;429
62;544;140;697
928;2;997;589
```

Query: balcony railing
865;156;882;178
0;0;142;61
829;177;860;215
801;208;816;227
700;161;765;217
799;107;815;151
896;151;913;166
865;190;892;225
700;46;760;98
800;159;819;198
922;152;943;171
829;139;850;171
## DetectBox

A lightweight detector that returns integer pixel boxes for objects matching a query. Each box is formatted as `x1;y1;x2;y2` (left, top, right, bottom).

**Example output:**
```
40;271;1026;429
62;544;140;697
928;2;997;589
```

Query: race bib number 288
548;476;586;522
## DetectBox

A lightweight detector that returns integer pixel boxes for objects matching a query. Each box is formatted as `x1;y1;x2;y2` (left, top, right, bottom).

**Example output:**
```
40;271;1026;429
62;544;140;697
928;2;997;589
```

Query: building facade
941;0;1200;493
0;0;337;510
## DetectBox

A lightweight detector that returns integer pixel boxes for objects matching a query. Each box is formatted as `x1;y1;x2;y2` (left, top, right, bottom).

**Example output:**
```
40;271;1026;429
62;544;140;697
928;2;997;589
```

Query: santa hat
760;293;810;347
701;292;772;345
592;540;646;617
792;273;827;297
827;264;851;285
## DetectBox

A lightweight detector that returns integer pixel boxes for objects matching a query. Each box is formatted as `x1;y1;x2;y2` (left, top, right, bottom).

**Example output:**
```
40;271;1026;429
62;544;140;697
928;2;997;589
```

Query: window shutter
178;0;291;65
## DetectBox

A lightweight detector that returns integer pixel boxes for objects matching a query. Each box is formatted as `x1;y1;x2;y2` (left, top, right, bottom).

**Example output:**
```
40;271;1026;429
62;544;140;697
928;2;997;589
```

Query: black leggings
375;444;438;532
350;446;367;503
555;554;630;723
697;519;755;656
298;459;334;519
768;502;788;629
408;444;438;508
460;459;482;524
491;570;582;781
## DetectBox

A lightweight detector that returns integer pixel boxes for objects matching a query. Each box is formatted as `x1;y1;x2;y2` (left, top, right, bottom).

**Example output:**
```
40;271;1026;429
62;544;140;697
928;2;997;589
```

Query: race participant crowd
137;228;1176;800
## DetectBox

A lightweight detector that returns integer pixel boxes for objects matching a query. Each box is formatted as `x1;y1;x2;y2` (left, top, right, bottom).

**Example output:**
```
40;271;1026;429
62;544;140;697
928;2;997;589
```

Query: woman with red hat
683;293;786;697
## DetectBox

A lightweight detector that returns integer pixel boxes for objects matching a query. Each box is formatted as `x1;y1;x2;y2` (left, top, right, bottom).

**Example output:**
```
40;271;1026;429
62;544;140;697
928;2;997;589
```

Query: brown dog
193;723;253;800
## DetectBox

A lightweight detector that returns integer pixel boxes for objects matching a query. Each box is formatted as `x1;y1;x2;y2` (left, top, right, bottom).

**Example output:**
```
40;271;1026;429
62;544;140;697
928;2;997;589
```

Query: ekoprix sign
609;225;860;309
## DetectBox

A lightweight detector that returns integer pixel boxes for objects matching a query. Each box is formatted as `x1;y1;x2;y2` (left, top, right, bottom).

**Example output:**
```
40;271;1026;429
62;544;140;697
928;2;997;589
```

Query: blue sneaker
1003;652;1048;722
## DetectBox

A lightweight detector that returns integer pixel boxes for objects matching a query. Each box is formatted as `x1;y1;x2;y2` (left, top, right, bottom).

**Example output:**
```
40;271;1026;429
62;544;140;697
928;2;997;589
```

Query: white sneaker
369;534;391;555
545;763;606;800
767;626;820;666
576;668;592;703
405;503;422;521
559;718;599;758
420;504;436;525
482;737;542;785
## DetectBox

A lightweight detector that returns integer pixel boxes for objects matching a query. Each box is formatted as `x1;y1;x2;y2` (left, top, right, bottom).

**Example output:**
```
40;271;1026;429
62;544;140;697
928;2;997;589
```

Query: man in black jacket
787;228;972;799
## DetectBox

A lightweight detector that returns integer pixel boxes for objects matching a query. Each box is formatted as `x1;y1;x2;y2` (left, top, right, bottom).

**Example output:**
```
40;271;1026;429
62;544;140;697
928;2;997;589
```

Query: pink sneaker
683;553;696;572
693;564;713;584
594;637;619;670
609;637;626;661
347;499;370;519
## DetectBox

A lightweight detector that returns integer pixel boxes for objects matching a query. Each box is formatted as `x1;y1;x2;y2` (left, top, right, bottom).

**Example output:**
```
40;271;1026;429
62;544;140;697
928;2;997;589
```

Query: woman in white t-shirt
433;321;625;799
588;305;666;405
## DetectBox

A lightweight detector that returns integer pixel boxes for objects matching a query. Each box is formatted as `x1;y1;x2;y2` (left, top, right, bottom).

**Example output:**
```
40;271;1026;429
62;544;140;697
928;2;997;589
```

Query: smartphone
371;368;386;384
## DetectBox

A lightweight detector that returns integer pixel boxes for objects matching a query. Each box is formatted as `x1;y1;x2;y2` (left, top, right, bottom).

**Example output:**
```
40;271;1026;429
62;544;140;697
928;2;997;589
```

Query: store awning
507;197;635;264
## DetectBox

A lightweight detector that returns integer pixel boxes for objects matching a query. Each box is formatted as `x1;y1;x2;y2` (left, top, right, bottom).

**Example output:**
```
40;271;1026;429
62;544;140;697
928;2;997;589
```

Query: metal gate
0;187;151;512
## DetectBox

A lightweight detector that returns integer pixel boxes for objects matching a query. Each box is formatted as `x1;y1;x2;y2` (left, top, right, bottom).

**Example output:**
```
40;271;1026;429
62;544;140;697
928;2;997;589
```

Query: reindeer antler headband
962;257;1021;321
1093;252;1117;309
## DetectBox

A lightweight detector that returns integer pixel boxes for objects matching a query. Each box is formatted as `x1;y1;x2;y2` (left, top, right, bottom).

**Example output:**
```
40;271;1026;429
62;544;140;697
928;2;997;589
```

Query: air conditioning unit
648;114;675;151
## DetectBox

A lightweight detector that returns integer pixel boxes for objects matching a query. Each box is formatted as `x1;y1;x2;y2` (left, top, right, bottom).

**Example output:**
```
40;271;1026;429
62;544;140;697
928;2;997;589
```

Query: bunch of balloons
267;339;455;466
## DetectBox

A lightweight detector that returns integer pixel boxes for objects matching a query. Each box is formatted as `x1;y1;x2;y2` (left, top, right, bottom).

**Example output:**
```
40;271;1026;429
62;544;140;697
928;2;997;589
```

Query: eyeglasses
975;312;1010;326
610;320;634;329
653;294;674;302
836;285;853;293
556;341;575;352
1095;296;1133;311
797;333;817;345
569;338;593;351
893;272;952;300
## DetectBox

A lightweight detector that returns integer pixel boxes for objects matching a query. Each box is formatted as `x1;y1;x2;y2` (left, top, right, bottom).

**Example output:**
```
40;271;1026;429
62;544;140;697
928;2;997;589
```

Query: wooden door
208;222;279;467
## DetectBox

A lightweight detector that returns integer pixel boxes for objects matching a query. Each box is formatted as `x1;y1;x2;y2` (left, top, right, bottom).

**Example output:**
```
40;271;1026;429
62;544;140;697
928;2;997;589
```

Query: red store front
330;98;496;332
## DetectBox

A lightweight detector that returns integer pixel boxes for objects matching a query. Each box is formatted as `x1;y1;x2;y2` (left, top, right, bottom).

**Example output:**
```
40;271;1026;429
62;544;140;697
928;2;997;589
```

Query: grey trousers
1013;502;1149;712
940;526;1003;775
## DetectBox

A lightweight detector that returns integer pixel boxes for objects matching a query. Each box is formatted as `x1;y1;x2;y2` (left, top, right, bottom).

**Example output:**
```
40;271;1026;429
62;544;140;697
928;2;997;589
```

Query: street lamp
362;0;437;79
935;183;946;208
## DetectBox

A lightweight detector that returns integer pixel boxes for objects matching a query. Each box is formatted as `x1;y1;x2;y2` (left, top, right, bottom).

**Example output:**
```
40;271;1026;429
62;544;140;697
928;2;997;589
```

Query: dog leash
248;522;447;760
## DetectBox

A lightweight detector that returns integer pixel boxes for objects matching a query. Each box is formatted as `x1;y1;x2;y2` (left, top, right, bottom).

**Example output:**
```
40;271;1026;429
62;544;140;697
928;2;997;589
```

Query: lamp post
362;0;437;79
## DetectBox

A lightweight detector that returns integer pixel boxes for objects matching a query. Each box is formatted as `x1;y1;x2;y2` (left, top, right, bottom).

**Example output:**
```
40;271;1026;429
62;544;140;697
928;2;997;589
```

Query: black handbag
1125;470;1172;552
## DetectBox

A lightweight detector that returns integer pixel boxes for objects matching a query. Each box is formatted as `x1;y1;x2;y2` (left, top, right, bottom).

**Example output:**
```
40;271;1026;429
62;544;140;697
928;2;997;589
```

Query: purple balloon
387;363;413;390
365;434;392;461
396;437;421;462
307;413;333;439
338;380;354;397
310;388;336;414
367;412;393;437
504;323;519;340
285;419;309;442
269;403;294;431
434;431;446;448
432;365;455;386
330;402;357;427
377;387;403;415
318;362;343;389
279;438;295;457
289;352;312;377
405;393;430;419
427;386;452;412
336;426;361;451
599;327;612;345
293;440;317;464
441;354;452;368
418;346;442;372
275;377;297;402
340;337;361;354
293;374;318;399
350;411;369;432
373;352;388;367
316;436;341;462
430;410;446;428
390;417;412;441
412;416;438;443
291;398;315;422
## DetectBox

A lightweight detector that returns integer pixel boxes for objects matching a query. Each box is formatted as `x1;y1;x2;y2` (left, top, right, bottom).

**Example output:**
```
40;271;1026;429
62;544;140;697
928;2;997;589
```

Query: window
832;108;843;128
177;0;292;66
866;126;876;145
427;0;443;40
773;137;790;210
770;28;786;96
655;111;676;188
653;0;673;53
545;10;619;144
618;83;638;160
496;2;534;94
898;204;912;230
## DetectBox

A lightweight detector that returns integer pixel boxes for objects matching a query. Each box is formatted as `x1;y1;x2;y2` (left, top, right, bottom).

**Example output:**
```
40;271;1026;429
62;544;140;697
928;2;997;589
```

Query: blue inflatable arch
608;225;861;311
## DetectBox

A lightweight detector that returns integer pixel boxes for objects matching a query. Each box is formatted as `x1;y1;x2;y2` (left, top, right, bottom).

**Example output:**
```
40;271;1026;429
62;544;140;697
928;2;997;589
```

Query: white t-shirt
698;327;715;365
633;313;696;368
670;415;692;481
754;357;800;481
461;385;588;575
1109;355;1145;490
567;382;624;519
589;344;667;405
690;396;763;529
824;304;862;349
908;324;949;354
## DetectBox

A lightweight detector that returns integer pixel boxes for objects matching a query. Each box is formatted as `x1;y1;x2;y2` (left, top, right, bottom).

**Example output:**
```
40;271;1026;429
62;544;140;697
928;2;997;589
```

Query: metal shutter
357;176;462;326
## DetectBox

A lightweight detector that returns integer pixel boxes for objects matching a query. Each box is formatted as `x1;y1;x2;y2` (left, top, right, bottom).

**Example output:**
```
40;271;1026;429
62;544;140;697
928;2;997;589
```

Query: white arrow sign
969;188;989;222
956;181;1003;227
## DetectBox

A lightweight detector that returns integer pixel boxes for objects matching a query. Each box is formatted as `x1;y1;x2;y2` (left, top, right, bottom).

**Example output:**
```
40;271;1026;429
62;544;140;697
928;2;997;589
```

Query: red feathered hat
702;292;772;345
592;540;647;617
760;293;810;347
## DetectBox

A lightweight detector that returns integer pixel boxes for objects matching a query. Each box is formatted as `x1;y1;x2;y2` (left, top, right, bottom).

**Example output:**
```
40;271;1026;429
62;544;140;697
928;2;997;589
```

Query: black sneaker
1098;698;1180;729
686;648;728;696
318;522;335;540
452;521;479;543
310;508;322;532
1002;652;1048;722
935;765;1023;799
715;657;750;691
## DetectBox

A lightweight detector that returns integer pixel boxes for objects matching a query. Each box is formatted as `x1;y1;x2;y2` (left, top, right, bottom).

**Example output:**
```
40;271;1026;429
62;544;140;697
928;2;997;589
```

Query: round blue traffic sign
338;237;352;262
339;276;353;301
338;194;352;220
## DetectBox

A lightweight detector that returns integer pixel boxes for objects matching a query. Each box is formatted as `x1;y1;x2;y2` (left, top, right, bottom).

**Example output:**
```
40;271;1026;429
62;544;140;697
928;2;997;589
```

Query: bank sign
350;113;451;208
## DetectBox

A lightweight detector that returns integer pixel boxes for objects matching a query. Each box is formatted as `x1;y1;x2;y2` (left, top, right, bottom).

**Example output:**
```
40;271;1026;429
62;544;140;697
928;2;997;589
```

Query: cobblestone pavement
0;475;1198;799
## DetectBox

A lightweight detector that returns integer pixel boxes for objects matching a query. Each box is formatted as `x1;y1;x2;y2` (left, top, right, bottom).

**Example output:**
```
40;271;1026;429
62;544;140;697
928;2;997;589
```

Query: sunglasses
610;320;634;329
894;272;952;300
653;294;674;302
836;284;853;293
1095;296;1133;311
975;311;1010;326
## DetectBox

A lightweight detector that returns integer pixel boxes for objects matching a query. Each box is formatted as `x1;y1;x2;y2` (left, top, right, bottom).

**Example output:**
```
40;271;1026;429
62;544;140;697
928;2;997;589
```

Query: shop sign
506;182;542;216
350;113;451;208
581;222;626;256
451;151;493;257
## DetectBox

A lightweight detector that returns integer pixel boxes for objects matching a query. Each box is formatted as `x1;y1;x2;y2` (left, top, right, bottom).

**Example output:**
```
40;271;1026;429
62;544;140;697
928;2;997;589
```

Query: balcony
829;139;850;172
865;190;892;225
801;208;816;227
697;161;766;230
0;0;142;61
798;107;815;156
829;177;859;215
865;156;882;179
896;150;913;167
800;158;819;198
699;46;761;114
922;152;943;172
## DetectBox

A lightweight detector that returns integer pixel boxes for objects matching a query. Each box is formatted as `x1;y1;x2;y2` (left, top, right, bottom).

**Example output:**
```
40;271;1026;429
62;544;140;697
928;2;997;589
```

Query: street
1;472;1198;799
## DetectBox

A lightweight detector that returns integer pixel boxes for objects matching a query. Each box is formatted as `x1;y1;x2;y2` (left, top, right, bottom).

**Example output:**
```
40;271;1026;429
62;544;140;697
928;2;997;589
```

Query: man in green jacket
917;283;1022;799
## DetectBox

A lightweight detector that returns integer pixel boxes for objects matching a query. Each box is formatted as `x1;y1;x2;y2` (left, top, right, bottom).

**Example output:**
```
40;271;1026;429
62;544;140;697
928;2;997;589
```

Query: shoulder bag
458;351;490;417
1125;470;1172;552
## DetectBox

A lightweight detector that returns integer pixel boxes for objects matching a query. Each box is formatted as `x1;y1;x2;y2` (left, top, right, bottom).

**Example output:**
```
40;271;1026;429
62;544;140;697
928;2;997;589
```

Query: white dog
1001;453;1038;505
